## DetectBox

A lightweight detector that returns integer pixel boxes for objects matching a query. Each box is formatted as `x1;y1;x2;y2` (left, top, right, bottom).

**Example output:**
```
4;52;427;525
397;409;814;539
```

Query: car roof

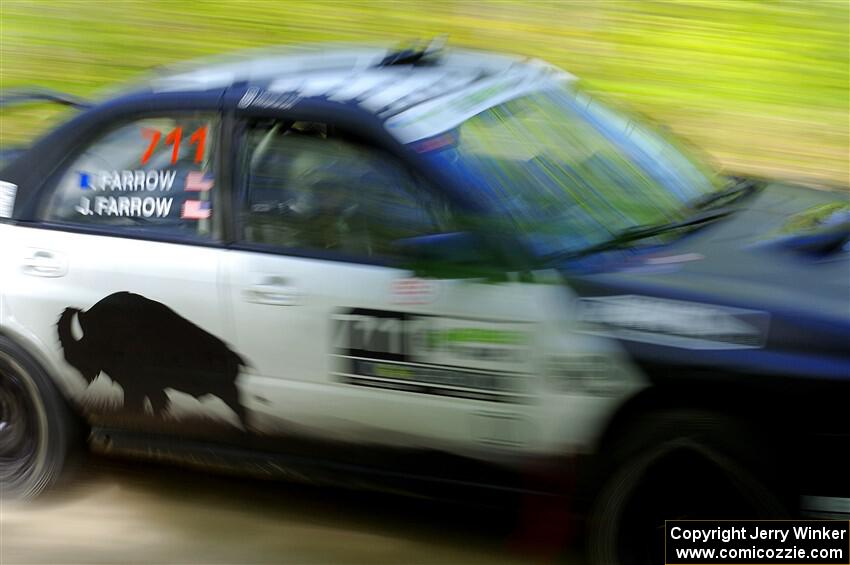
2;44;574;220
128;44;574;119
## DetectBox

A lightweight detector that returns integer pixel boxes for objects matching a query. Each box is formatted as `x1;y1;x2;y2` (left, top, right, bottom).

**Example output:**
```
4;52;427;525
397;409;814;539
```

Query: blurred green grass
1;0;847;187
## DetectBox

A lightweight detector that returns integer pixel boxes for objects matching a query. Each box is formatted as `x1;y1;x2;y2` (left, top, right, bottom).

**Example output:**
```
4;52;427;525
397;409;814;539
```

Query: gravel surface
1;456;576;564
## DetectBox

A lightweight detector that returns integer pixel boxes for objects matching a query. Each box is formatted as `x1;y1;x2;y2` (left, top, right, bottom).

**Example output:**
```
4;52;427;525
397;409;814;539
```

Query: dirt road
1;457;574;564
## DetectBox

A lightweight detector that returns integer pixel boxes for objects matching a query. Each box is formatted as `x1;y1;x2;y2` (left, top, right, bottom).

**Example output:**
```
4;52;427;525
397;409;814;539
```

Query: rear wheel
0;336;77;498
587;410;789;565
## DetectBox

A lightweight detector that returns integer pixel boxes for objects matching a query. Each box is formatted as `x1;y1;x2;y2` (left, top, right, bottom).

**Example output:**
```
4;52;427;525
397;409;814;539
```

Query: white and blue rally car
1;42;848;563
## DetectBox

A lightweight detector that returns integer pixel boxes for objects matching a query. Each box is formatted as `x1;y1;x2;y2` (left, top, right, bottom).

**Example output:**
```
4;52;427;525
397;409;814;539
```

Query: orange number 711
141;126;208;165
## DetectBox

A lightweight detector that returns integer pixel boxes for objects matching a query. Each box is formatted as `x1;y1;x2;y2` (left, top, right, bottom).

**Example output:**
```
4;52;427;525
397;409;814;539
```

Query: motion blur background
0;2;847;563
1;0;848;188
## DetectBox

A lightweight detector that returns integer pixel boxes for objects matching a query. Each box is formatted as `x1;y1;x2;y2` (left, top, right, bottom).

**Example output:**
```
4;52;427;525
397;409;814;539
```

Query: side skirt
88;427;563;505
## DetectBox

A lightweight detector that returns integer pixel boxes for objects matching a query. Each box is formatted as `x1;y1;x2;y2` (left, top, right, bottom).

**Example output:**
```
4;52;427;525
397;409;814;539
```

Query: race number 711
141;126;208;165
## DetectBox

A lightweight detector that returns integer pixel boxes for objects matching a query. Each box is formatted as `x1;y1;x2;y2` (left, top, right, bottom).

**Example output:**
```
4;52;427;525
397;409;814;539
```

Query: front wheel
587;410;789;565
0;336;77;498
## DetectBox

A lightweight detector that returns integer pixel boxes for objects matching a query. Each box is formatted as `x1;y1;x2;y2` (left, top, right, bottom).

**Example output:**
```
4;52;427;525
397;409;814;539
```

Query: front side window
241;121;452;260
44;114;218;240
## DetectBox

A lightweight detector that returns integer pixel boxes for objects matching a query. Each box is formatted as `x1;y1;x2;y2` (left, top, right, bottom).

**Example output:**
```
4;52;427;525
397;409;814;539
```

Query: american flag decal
181;200;211;220
185;171;214;192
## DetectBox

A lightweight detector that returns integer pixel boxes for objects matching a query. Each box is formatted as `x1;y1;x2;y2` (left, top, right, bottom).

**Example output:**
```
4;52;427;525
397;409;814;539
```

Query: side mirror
394;232;518;280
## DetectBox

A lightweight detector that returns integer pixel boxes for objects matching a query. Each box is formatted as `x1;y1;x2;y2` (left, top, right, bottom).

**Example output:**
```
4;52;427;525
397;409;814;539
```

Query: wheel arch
593;378;794;457
0;321;82;412
576;377;799;511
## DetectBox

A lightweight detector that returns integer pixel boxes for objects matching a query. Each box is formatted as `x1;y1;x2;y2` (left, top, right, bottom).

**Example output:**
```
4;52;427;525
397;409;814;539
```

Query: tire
586;409;789;565
0;336;78;499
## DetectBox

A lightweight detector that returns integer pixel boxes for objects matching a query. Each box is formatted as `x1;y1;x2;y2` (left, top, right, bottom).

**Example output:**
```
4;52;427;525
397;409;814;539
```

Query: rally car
1;42;848;563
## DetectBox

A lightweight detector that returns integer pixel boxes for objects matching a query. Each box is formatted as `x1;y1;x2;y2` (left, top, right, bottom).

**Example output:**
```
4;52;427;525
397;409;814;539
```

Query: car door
0;108;244;436
223;115;572;461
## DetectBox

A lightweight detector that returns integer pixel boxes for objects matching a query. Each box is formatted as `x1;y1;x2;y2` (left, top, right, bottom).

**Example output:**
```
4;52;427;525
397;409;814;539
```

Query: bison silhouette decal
57;292;247;425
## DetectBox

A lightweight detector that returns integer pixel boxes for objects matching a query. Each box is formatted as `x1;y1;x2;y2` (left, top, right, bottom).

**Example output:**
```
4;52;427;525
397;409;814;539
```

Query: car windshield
411;87;722;255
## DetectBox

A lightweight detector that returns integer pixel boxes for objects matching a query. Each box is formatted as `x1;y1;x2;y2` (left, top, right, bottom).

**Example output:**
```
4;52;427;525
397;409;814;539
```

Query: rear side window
43;114;218;240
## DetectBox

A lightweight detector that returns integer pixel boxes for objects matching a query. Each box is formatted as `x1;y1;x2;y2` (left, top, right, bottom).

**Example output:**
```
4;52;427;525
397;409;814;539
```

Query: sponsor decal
385;70;560;143
576;295;769;350
644;252;705;265
238;87;300;111
331;308;532;402
390;277;438;305
57;292;248;427
546;354;625;396
0;180;17;218
237;87;260;108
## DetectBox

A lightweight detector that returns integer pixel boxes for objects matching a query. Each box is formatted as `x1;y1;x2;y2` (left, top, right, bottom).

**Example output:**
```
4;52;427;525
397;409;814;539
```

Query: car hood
566;182;850;380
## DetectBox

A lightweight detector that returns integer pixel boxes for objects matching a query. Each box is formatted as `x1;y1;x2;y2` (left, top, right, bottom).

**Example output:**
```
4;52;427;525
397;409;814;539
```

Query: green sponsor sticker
426;328;527;347
373;364;415;379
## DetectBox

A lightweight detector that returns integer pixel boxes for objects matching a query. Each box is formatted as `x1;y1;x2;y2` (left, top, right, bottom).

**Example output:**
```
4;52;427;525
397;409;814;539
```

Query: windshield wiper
690;176;762;210
545;208;731;263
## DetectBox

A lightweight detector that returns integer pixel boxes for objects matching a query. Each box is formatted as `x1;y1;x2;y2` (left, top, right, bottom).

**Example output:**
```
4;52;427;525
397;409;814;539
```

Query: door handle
244;276;302;306
21;249;67;278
